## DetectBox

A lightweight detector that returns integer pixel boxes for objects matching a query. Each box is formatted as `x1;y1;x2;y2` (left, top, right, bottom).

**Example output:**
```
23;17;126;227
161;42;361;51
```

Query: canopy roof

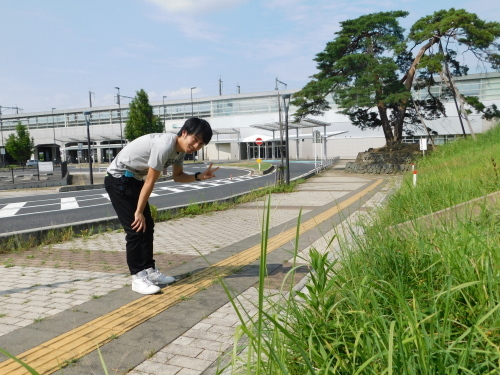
250;117;330;132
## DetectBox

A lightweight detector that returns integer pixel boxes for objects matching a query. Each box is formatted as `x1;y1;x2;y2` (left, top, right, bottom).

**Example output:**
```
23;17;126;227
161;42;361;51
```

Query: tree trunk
394;36;441;144
376;101;395;146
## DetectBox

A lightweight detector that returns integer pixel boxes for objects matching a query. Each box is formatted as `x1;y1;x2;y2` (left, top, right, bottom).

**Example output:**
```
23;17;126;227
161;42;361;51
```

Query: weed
224;125;500;374
60;358;78;368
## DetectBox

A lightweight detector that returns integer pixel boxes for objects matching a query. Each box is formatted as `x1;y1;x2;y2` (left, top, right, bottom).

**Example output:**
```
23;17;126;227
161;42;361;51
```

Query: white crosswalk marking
0;202;27;218
61;197;79;210
159;187;185;193
198;182;222;187
101;192;157;200
179;184;204;189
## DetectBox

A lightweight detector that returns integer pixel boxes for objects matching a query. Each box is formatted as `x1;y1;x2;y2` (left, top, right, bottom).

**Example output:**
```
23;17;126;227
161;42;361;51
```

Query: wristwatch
195;172;202;181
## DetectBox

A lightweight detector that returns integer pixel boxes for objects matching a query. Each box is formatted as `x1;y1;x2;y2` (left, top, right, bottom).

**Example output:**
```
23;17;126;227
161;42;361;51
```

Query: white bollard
413;170;417;187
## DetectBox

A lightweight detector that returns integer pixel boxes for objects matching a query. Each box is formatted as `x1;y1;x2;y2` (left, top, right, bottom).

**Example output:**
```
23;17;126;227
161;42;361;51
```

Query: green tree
407;9;500;128
5;123;34;163
124;89;164;141
293;9;500;147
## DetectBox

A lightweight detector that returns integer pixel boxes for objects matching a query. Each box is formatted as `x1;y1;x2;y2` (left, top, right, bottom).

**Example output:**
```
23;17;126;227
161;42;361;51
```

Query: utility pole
83;112;94;185
236;84;240;94
190;87;196;117
52;108;57;162
275;77;287;90
219;76;223;96
163;96;167;131
89;91;95;107
114;87;123;149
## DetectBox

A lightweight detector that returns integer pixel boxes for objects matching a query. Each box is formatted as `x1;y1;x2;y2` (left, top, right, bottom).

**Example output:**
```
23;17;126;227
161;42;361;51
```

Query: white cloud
125;39;157;51
143;0;249;41
152;55;211;69
169;16;221;42
167;86;201;98
143;0;248;15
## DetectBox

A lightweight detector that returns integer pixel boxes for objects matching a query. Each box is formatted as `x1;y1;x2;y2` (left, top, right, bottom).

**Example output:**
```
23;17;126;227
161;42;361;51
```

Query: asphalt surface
0;162;316;234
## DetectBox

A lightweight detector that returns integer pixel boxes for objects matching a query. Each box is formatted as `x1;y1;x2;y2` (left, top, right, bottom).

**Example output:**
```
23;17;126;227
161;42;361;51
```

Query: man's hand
200;163;219;180
131;211;146;232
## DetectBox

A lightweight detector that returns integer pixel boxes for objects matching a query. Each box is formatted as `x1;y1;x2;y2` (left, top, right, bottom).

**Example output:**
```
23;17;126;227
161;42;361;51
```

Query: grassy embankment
224;125;500;374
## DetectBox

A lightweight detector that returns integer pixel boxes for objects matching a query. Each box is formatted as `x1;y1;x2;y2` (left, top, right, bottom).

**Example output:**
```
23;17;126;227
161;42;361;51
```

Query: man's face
178;131;205;154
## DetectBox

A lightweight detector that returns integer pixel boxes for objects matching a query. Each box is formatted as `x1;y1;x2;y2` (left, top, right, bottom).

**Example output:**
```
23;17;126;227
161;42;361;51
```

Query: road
0;162;318;234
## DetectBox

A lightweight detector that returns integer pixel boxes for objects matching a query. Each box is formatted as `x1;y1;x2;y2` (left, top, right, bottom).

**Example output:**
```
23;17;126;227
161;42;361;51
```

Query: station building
0;72;499;165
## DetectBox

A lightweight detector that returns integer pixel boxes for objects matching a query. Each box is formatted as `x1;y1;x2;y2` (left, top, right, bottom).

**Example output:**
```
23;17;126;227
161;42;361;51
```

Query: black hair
177;117;213;145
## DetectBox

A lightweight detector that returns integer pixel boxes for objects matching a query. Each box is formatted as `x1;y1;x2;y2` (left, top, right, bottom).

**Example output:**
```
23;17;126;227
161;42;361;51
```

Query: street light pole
83;111;94;185
52;108;56;162
114;87;123;149
281;94;291;185
0;106;3;167
163;95;167;130
190;87;196;117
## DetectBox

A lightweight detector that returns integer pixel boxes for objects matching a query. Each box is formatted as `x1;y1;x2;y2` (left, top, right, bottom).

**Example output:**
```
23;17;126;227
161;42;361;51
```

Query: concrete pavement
0;162;397;375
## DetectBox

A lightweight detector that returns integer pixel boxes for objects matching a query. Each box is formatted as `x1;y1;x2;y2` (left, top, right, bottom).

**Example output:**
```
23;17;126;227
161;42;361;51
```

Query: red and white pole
413;170;417;187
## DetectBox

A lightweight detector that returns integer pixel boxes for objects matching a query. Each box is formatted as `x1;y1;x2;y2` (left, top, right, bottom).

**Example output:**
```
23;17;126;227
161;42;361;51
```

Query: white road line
101;193;110;200
61;197;79;210
179;184;204;189
0;202;27;218
159;187;185;193
198;182;223;187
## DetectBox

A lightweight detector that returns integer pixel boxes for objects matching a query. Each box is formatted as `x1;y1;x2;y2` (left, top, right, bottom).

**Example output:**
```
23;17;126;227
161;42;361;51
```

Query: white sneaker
146;266;175;285
132;270;161;295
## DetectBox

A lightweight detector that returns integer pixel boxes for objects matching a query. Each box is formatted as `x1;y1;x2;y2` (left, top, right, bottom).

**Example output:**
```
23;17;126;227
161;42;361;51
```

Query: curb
0;163;333;251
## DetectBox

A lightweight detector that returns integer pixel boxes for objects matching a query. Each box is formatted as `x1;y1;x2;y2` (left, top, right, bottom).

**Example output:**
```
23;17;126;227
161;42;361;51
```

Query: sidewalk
0;162;396;375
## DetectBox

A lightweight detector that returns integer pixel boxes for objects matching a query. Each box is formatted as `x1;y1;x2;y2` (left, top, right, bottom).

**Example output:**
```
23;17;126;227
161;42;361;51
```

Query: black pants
104;174;155;275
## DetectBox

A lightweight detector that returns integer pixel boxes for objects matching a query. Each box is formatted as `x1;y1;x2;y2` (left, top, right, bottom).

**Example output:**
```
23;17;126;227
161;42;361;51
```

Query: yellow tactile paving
0;179;382;374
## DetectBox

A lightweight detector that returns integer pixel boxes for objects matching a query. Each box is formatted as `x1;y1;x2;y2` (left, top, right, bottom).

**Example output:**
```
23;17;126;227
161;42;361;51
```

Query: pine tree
293;9;500;147
124;89;164;141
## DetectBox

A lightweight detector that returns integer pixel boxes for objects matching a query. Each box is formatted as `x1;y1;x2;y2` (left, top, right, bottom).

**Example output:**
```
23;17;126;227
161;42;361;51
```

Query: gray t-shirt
107;133;185;180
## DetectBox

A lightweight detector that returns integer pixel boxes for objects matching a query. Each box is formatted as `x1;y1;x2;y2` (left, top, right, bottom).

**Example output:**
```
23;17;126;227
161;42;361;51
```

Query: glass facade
1;74;498;133
413;75;500;100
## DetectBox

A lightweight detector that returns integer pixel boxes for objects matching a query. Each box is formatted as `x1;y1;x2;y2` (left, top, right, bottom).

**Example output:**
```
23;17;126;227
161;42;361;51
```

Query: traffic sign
419;138;428;151
255;137;263;145
313;130;321;143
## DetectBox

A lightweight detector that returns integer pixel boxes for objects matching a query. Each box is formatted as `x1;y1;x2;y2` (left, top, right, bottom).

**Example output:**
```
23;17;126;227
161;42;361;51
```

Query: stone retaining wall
345;162;412;174
345;151;418;174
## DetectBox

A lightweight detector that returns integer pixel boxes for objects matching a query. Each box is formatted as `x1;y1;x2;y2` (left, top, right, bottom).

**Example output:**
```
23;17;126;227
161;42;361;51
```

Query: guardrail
275;157;340;184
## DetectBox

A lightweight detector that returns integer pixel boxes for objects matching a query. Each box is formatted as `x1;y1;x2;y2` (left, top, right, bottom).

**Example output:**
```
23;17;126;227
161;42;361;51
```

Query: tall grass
380;124;500;225
224;124;500;374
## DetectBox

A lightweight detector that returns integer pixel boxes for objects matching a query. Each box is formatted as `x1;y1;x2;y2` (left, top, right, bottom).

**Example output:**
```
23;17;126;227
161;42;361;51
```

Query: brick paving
0;164;396;374
0;248;196;274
